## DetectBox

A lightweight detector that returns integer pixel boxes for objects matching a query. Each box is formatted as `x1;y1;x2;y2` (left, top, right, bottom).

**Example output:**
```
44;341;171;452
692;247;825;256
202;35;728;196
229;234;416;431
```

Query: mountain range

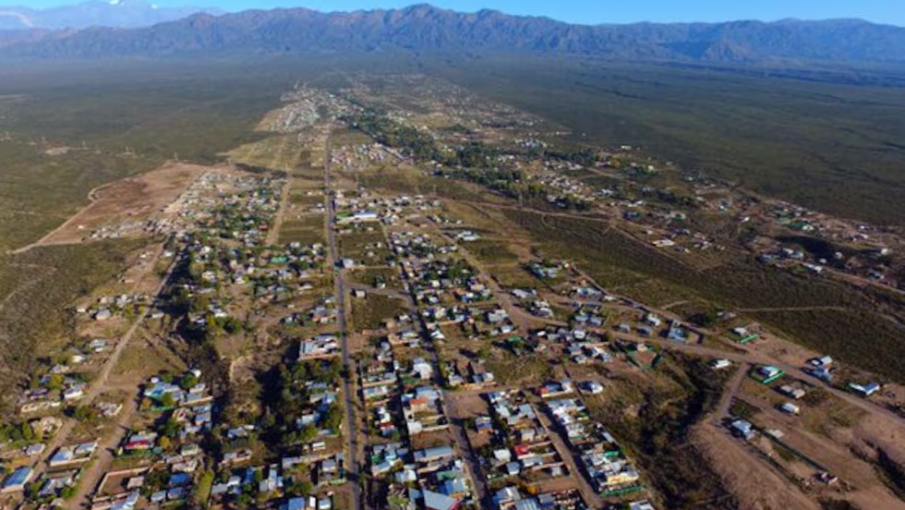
1;3;904;64
0;0;218;30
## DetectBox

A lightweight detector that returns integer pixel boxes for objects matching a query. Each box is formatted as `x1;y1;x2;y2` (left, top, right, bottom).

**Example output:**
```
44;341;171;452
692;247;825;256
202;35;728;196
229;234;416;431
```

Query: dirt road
533;402;605;508
31;242;175;500
266;179;292;245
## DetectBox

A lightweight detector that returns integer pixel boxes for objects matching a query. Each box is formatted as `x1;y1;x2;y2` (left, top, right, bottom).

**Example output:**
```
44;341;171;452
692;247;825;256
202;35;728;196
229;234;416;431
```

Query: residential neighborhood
3;77;905;510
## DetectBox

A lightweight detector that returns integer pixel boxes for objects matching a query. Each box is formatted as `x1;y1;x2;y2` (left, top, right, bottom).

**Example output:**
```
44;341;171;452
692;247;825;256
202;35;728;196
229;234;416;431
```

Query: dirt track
12;162;208;253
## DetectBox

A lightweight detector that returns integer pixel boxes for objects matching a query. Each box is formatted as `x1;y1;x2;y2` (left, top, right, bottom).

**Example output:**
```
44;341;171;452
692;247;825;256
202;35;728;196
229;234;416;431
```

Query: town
2;75;905;510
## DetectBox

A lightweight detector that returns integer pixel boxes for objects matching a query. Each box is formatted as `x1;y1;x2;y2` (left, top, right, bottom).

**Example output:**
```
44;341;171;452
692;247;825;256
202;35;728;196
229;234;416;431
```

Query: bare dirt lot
30;162;208;247
694;425;821;510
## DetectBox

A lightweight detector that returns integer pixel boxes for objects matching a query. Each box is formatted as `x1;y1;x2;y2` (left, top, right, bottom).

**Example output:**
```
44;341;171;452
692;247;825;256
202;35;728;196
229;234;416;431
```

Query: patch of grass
351;294;408;331
484;351;554;385
487;264;540;289
289;190;324;207
617;279;700;308
347;267;401;289
114;335;186;379
279;216;325;246
358;165;498;203
0;239;147;413
331;128;373;147
760;309;905;385
729;399;761;421
463;239;520;265
339;230;390;262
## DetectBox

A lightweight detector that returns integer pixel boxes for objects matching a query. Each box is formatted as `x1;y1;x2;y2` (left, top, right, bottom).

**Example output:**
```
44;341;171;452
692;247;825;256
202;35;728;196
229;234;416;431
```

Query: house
730;420;755;440
505;462;521;476
259;464;283;493
298;335;340;360
440;475;469;499
220;449;253;467
494;487;521;507
423;490;460;510
667;323;689;342
63;385;86;401
778;385;806;400
110;491;140;510
710;359;732;370
850;382;881;397
810;367;833;382
754;365;784;383
643;313;662;327
414;446;455;464
779;402;800;415
630;501;656;510
1;466;33;493
538;380;573;398
411;358;434;381
24;443;46;456
515;498;543;510
580;381;604;395
284;498;306;510
810;356;833;368
395;467;417;484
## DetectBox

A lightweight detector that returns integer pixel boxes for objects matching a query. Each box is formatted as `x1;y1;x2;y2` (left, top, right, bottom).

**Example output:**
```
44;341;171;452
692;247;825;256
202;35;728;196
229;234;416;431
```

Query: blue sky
25;0;905;26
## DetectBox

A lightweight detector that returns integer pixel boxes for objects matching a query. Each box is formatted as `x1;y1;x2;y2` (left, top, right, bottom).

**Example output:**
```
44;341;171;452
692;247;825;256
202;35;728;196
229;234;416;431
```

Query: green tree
194;471;215;507
288;480;313;497
60;485;78;499
46;374;65;391
21;422;34;442
161;416;181;439
323;403;343;432
298;424;318;444
180;373;199;391
73;406;98;422
159;392;177;408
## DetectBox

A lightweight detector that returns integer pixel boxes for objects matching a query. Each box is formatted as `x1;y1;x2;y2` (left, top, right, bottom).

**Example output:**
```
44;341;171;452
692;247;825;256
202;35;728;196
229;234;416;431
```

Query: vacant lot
35;162;207;246
279;216;326;246
350;293;410;332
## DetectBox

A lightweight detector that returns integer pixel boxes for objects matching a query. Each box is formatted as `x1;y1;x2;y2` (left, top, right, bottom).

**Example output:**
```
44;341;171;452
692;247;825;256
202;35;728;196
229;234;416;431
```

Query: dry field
32;162;207;246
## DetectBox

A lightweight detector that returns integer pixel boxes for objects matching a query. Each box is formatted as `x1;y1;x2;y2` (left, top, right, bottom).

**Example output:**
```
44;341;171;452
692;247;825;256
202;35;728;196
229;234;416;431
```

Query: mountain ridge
1;4;904;64
0;0;220;30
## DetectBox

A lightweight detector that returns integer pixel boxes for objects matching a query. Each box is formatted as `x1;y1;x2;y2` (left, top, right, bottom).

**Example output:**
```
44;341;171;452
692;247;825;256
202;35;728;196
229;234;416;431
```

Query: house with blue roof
1;466;33;493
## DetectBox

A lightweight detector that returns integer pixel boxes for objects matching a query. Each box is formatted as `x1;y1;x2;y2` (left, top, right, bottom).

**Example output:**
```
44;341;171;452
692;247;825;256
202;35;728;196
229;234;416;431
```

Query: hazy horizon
8;0;905;27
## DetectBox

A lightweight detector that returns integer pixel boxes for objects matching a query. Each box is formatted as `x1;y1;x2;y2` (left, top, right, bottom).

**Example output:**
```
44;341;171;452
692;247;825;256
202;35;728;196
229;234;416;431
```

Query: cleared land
27;162;206;247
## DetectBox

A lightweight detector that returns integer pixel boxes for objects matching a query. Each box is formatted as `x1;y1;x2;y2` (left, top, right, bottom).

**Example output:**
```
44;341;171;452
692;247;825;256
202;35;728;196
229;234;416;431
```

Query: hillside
1;4;905;63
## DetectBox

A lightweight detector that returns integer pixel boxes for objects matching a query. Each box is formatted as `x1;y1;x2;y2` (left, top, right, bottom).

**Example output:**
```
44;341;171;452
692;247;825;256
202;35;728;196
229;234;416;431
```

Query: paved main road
324;132;363;510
